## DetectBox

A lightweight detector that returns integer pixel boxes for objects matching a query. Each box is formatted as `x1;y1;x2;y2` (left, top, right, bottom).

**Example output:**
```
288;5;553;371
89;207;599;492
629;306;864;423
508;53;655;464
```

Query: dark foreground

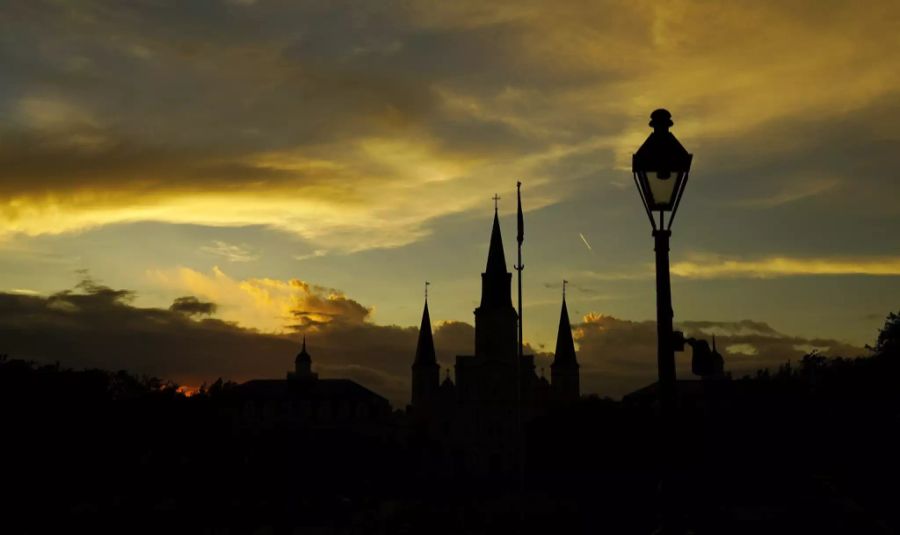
2;340;899;534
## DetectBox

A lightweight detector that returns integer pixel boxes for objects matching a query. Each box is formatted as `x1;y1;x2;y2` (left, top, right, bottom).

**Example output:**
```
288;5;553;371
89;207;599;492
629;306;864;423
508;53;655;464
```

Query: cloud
0;282;291;387
0;271;868;406
0;0;896;255
0;269;555;407
0;276;475;406
147;266;371;332
199;240;259;262
733;178;840;208
671;255;900;279
573;313;865;399
169;296;217;316
293;249;328;261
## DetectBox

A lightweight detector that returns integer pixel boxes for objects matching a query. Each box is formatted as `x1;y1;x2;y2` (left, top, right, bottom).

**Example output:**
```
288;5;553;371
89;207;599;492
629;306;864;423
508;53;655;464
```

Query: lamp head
632;109;693;221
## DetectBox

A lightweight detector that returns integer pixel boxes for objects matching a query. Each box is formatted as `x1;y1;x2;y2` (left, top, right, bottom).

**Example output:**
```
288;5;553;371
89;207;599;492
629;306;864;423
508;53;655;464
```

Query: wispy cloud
200;241;259;263
734;178;840;208
671;255;900;279
9;288;40;295
293;249;328;261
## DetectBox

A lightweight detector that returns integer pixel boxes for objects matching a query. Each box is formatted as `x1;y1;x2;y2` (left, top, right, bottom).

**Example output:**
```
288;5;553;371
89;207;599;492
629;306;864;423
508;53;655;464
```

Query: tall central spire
485;208;508;274
475;201;517;360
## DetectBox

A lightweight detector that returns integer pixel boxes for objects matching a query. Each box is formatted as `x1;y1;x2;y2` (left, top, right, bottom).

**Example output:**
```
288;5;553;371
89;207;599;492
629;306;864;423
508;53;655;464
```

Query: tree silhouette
870;310;900;357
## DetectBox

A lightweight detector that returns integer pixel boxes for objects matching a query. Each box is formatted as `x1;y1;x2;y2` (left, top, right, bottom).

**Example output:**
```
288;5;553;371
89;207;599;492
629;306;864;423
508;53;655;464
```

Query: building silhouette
234;338;392;431
409;206;580;474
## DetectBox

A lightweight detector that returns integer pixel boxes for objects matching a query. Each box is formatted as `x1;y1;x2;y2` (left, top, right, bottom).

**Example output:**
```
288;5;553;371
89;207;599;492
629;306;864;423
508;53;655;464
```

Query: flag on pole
516;181;524;244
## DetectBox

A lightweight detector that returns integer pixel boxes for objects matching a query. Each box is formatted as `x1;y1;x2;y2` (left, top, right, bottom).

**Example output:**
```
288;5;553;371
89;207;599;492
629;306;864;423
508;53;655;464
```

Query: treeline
0;356;405;534
527;311;900;534
1;310;898;534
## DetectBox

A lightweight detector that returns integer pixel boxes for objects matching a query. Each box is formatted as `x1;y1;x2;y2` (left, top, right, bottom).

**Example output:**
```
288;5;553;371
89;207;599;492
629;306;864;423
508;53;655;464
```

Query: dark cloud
574;313;867;399
169;296;216;316
0;0;626;202
0;278;475;406
0;274;870;406
0;281;291;384
680;94;900;258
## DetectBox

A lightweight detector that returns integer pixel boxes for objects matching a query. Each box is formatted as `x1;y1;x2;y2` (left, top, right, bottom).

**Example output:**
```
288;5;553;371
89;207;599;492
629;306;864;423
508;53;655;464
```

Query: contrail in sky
579;233;593;252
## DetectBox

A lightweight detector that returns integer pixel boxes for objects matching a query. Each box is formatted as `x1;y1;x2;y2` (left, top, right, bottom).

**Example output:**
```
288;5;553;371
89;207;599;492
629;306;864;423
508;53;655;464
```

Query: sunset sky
2;0;899;404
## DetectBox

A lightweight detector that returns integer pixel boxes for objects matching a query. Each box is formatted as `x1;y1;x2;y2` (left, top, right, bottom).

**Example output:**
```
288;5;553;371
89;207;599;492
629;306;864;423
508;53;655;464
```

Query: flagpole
515;181;525;497
516;182;524;361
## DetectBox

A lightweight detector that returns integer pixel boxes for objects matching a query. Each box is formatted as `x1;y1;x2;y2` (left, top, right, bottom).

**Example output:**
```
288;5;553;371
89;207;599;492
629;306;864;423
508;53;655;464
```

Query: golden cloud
146;266;370;332
671;255;900;279
1;0;897;255
0;133;564;251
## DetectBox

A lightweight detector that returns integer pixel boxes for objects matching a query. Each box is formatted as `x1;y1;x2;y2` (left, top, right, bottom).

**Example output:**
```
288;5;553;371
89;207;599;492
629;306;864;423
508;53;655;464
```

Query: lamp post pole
654;228;677;425
631;109;693;534
654;228;678;533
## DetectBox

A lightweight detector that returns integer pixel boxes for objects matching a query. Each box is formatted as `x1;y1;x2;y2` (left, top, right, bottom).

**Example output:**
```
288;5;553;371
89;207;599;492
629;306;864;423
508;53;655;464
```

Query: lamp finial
649;109;673;131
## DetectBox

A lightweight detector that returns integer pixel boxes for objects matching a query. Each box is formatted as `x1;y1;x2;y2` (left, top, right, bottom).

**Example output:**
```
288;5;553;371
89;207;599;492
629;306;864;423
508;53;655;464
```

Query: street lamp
632;108;693;534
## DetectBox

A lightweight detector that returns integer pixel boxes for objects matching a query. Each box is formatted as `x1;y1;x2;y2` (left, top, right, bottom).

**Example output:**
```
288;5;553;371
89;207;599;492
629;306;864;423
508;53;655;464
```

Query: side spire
411;289;440;410
552;286;577;366
413;297;437;367
551;285;580;400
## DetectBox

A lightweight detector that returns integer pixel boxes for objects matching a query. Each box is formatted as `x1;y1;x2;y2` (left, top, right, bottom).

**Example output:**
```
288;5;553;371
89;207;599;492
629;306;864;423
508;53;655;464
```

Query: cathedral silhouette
409;201;580;475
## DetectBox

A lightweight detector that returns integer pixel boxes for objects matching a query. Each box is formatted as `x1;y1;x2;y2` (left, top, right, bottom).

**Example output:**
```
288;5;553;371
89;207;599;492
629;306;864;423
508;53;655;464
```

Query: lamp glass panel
647;171;677;209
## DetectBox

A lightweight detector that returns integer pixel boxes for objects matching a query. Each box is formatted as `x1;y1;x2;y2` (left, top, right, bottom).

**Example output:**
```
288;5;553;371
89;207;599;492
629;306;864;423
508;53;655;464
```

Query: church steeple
475;200;517;360
551;284;580;401
411;289;440;410
479;202;513;310
413;299;436;367
552;290;577;366
485;206;508;274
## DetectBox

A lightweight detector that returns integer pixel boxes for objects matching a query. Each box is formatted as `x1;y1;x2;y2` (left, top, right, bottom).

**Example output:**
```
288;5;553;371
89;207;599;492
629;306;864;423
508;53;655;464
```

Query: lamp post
632;109;693;534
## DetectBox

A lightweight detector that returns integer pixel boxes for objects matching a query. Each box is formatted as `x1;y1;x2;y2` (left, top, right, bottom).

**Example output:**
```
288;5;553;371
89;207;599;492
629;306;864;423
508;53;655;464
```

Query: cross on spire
492;193;501;211
563;279;568;299
425;281;430;301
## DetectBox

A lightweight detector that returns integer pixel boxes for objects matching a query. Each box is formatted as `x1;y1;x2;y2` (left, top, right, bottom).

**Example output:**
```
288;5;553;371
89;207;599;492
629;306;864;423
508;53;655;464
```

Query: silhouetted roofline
237;378;389;404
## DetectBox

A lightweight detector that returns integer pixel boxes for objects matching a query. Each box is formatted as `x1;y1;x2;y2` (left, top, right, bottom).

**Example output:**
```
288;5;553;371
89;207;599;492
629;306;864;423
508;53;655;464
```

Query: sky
1;0;899;405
